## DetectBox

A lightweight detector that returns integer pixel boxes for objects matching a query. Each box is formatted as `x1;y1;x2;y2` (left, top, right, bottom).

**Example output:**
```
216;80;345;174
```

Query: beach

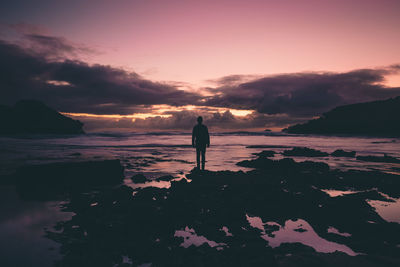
1;132;400;266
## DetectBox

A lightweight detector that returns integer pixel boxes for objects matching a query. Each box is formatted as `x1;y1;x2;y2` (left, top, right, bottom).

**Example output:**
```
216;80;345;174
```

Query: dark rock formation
283;147;329;157
0;100;84;134
15;159;124;199
155;175;175;181
131;174;147;183
284;96;400;136
331;149;356;157
246;145;291;148
254;150;276;157
237;156;330;173
356;154;400;163
45;154;400;266
16;160;123;185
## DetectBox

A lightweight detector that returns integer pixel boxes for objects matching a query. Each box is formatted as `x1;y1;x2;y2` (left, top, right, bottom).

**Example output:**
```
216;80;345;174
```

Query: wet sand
1;133;400;266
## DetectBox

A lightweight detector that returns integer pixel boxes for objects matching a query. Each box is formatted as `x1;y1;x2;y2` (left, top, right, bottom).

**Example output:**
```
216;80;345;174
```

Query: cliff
284;96;400;136
0;100;84;134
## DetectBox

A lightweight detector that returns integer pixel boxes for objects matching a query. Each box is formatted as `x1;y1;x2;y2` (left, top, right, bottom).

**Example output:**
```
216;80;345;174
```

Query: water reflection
246;215;358;256
322;189;400;224
0;186;74;267
124;176;190;190
367;197;400;224
327;226;351;237
1;133;400;176
174;226;227;250
220;226;233;237
321;189;363;197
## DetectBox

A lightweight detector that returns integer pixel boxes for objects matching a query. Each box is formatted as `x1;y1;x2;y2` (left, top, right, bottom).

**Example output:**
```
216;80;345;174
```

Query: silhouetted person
192;116;210;170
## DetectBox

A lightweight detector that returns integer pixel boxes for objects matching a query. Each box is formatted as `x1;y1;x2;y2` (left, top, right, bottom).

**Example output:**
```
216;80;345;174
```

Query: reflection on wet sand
125;175;190;190
327;226;351;237
367;197;400;224
175;226;227;250
246;215;358;256
0;186;74;267
321;189;363;197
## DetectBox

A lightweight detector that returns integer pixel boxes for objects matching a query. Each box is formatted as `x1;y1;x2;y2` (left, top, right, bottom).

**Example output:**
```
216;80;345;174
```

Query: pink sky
2;0;400;87
1;0;400;131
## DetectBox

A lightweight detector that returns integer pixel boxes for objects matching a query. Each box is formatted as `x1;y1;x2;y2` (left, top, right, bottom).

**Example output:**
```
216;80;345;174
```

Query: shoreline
1;146;400;266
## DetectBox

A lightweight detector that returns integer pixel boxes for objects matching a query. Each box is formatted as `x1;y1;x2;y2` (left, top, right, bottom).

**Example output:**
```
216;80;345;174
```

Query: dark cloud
1;23;97;60
204;68;400;116
1;32;400;131
205;74;261;87
22;33;96;60
0;38;201;114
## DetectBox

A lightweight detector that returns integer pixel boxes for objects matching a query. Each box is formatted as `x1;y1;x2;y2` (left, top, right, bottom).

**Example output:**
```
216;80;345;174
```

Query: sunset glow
63;105;254;126
1;0;399;131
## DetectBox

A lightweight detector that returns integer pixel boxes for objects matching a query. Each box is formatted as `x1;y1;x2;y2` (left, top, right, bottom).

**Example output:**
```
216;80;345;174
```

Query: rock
331;149;356;157
43;155;400;267
156;175;174;181
246;145;291;148
283;147;329;157
237;156;330;173
356;154;400;163
15;160;124;200
298;160;330;173
16;160;124;187
255;150;276;157
131;174;147;183
284;96;400;136
0;100;84;135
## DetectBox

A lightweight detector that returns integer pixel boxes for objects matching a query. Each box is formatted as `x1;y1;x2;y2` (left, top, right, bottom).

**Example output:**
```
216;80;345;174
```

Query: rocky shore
7;149;400;266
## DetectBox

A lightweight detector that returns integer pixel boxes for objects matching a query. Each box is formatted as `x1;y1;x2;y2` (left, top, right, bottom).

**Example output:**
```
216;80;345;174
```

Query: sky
1;0;400;131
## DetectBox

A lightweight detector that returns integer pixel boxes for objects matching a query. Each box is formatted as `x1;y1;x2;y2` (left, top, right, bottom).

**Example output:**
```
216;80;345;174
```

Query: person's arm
206;126;210;147
192;127;195;147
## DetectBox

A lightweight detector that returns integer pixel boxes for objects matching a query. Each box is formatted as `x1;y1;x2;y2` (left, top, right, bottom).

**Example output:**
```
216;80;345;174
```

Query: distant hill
0;100;84;134
284;96;400;136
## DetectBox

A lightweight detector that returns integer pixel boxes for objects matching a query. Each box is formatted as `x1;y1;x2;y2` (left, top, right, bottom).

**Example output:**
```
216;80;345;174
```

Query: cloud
1;23;97;61
0;38;201;114
204;68;400;116
68;110;306;132
1;30;400;131
22;33;97;60
205;74;261;87
132;110;305;131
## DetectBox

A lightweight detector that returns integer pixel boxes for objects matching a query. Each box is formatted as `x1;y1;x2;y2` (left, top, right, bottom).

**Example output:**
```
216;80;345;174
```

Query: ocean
1;132;400;177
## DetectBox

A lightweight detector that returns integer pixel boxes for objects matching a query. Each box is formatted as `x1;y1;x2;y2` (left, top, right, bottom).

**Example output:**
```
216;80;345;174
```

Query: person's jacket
192;124;210;147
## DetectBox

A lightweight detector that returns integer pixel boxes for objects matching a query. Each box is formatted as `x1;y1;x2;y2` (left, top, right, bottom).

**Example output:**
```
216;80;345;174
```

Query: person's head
197;116;203;124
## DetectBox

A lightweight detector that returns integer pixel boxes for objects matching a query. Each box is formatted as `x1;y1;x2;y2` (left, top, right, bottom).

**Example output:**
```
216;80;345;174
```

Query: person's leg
201;147;206;170
196;147;200;169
